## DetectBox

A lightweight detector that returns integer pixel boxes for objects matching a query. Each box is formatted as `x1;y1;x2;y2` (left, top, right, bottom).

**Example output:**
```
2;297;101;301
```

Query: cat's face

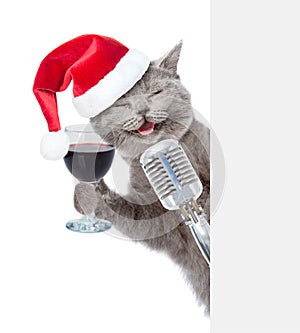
90;42;194;159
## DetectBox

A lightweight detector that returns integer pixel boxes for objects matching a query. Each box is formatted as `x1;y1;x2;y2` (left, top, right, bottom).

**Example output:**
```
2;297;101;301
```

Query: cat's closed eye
151;89;163;96
114;103;130;109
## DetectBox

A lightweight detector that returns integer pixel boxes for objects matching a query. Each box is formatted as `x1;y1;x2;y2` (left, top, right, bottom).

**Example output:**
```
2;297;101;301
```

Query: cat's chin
130;130;158;140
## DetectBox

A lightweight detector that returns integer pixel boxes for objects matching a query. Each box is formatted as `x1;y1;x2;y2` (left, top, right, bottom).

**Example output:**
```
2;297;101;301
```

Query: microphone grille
142;154;177;200
140;139;202;209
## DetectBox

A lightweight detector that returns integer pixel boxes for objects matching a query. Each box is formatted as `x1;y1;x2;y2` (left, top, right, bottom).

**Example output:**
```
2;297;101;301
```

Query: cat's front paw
95;179;110;197
74;182;98;215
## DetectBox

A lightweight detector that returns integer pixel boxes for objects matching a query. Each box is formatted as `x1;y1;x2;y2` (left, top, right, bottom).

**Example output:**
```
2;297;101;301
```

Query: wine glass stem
86;212;97;220
87;181;99;219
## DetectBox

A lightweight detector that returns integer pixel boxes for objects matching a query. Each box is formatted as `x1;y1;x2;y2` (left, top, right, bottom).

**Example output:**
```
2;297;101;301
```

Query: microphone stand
180;200;210;266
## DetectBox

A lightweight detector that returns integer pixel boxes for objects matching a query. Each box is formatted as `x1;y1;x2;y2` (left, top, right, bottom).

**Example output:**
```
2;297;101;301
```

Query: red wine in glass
64;143;115;183
64;124;115;233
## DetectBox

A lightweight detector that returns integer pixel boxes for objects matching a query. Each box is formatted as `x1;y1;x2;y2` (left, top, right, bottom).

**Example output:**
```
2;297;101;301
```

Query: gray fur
74;42;210;314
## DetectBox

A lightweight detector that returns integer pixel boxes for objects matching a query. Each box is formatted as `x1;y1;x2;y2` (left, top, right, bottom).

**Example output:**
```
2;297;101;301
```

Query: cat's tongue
137;121;155;136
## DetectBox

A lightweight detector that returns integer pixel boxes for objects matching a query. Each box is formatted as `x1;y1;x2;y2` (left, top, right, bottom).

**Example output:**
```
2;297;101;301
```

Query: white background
0;1;210;332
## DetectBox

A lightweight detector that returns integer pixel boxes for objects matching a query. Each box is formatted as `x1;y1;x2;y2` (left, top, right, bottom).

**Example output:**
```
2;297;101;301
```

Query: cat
74;41;210;314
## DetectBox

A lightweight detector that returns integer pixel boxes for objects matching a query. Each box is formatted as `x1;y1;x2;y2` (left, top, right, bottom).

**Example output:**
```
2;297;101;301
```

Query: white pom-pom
40;130;70;160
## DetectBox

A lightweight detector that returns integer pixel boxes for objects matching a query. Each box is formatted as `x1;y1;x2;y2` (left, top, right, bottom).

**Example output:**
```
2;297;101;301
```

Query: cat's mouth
137;121;155;136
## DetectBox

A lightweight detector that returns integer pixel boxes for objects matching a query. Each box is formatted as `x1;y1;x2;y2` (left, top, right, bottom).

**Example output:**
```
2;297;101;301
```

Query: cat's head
90;41;194;159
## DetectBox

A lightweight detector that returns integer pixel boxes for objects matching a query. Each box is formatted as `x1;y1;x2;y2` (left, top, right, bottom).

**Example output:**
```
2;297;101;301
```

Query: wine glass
63;124;115;233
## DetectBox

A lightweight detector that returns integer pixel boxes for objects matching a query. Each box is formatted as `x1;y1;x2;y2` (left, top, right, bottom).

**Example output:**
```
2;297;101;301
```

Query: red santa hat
33;34;150;160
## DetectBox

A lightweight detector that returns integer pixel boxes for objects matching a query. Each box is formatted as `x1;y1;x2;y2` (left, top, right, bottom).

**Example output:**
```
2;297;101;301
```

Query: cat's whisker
146;110;168;123
122;116;144;131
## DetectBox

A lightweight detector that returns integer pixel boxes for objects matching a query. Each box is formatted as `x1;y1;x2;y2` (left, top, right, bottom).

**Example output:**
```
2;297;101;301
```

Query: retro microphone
140;139;210;265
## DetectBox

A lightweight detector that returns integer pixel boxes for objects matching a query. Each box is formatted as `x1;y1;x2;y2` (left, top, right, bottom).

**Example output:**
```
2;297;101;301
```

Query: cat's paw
74;182;98;215
95;179;110;197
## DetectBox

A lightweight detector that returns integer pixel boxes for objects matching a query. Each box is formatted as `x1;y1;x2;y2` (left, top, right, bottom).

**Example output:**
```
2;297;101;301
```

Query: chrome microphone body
140;139;210;265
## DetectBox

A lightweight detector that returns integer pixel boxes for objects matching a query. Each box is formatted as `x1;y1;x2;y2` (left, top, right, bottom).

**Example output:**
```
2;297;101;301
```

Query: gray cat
74;41;210;314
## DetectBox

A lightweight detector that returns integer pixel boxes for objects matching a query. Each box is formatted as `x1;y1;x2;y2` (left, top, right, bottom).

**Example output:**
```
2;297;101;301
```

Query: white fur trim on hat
73;49;150;118
40;130;70;160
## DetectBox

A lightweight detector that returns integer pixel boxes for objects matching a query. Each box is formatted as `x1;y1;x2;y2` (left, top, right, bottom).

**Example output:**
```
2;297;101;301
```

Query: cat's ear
152;40;183;77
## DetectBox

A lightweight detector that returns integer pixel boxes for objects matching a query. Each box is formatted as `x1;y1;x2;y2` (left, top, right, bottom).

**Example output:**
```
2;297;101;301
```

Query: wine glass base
66;215;112;233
